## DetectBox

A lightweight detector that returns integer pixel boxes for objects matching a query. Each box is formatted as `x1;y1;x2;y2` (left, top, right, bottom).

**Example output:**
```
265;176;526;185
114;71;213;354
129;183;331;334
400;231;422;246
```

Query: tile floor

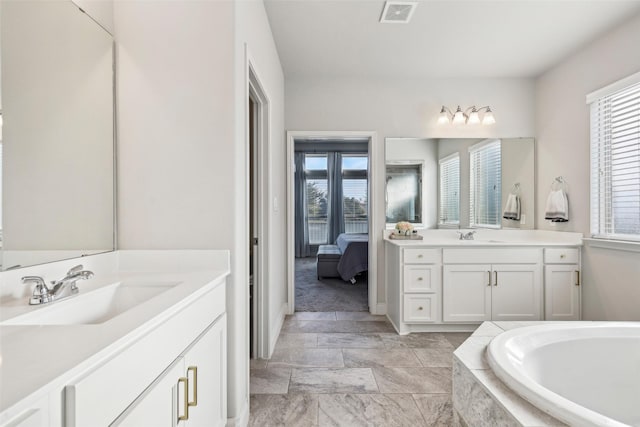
249;312;472;426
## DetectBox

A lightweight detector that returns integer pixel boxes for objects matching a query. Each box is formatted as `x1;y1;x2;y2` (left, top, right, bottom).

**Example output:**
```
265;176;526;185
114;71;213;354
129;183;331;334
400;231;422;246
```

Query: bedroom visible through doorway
293;141;370;312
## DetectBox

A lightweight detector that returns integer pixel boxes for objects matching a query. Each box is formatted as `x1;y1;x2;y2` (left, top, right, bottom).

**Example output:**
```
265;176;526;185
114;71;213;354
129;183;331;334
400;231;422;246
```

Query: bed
335;233;369;281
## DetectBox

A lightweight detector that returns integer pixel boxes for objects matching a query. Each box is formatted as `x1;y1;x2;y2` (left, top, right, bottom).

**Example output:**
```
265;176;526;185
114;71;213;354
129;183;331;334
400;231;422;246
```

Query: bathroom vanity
385;230;582;334
0;250;229;427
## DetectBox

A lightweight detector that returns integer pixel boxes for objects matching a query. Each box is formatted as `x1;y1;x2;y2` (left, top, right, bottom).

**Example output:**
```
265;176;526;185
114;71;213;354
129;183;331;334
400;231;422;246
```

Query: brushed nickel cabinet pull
494;271;498;286
487;271;491;287
417;277;423;281
418;306;423;311
178;377;189;421
576;270;580;286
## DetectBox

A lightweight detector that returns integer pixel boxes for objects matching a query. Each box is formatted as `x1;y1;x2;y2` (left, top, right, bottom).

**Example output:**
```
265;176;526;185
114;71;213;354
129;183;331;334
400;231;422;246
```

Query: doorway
286;131;379;315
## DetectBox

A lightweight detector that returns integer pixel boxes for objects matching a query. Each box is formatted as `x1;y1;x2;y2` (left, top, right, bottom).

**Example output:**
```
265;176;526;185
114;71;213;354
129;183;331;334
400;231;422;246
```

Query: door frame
286;130;379;314
246;52;270;359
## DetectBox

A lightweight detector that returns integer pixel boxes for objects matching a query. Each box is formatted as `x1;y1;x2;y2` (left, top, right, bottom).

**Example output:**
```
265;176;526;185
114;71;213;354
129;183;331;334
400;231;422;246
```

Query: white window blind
469;140;501;228
590;80;640;240
342;155;368;233
439;154;460;225
305;154;328;245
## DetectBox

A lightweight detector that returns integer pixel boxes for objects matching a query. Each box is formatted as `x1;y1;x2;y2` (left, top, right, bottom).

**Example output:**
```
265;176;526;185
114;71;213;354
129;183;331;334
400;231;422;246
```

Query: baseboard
268;302;288;358
373;303;387;315
227;398;249;427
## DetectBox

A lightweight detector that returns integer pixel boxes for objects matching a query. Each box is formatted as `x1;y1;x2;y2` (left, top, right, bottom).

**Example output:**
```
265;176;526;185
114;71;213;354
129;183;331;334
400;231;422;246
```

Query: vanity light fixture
438;105;495;125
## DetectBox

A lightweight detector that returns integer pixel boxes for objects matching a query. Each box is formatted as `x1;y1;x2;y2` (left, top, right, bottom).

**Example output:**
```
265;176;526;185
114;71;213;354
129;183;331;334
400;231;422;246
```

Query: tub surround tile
318;393;425;427
335;312;387;321
380;333;454;349
249;393;319;427
453;361;520;427
289;368;379;393
373;367;452;394
250;368;291;394
413;348;454;367
269;348;344;368
342;348;423;368
317;333;385;348
444;332;473;349
293;312;338;321
282;320;396;334
472;369;566;426
471;321;505;337
274;333;318;349
453;336;493;369
412;394;453;427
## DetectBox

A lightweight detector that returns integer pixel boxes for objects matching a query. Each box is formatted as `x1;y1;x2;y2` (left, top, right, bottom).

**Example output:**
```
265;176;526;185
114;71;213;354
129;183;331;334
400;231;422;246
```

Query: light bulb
482;108;496;125
437;107;449;124
468;109;480;124
452;106;465;125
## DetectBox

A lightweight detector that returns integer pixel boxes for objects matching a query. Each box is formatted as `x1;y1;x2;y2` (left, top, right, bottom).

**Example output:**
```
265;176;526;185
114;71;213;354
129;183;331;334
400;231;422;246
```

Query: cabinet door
113;360;186;427
403;294;437;322
183;315;227;427
443;265;491;322
545;265;580;320
403;265;439;293
492;264;542;321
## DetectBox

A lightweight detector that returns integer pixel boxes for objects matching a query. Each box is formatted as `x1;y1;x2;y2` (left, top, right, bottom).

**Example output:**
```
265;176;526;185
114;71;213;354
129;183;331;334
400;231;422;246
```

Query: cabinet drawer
443;248;541;264
403;295;437;323
403;265;439;293
403;248;440;264
544;248;580;264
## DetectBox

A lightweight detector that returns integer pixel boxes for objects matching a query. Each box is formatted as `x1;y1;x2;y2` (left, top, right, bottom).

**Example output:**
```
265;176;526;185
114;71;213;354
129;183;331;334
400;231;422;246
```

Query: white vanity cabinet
115;316;227;427
386;245;442;334
544;248;581;320
64;281;227;427
442;249;543;323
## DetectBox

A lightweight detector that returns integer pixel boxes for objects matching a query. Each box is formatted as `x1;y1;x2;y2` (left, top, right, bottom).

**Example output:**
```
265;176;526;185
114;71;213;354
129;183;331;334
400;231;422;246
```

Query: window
305;154;328;244
469;139;501;228
386;163;422;224
439;154;460;225
590;77;640;241
342;155;368;233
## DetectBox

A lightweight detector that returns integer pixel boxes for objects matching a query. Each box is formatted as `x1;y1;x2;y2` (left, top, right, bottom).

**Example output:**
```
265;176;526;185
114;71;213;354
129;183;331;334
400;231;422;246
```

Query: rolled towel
503;194;521;220
544;190;569;222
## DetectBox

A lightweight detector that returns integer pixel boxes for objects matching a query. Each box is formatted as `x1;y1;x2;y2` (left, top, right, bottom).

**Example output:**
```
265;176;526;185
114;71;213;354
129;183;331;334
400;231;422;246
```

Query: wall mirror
385;137;535;230
0;1;115;270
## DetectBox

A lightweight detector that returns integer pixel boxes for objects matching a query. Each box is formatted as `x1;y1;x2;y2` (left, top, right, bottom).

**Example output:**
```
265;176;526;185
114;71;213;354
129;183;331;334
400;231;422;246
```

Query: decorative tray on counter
389;233;424;240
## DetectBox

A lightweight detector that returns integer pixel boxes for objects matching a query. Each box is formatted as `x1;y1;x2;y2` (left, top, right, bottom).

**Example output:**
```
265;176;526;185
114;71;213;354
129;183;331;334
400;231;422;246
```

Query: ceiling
264;0;640;78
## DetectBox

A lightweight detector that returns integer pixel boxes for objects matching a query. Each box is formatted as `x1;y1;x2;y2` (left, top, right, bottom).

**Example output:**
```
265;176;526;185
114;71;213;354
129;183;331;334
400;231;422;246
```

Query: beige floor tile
289;368;379;393
318;394;426;426
249;393;319;427
269;347;344;368
317;333;385;348
413;394;453;427
274;333;318;349
293;312;338;321
443;332;473;349
250;368;291;394
413;348;454;367
373;367;452;393
380;333;454;349
343;348;422;368
335;312;388;321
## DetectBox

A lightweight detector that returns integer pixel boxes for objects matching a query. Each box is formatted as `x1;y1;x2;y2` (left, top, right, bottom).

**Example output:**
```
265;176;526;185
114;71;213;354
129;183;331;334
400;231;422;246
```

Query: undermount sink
1;281;179;326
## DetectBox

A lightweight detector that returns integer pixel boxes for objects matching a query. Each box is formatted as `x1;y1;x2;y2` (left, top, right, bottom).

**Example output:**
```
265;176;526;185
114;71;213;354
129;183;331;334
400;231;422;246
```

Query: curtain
327;152;344;244
294;152;311;257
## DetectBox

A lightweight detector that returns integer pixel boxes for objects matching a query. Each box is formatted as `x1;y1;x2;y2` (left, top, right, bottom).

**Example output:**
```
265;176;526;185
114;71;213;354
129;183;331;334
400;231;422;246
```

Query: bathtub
487;322;640;427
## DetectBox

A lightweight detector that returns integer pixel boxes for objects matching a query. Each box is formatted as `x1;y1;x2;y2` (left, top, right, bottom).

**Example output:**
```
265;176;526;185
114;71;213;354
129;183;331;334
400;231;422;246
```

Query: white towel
544;189;569;222
503;194;521;220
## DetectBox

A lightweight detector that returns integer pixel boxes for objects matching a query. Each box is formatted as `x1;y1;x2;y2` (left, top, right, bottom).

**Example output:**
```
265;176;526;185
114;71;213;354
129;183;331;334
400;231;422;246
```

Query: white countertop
0;250;230;415
384;229;583;247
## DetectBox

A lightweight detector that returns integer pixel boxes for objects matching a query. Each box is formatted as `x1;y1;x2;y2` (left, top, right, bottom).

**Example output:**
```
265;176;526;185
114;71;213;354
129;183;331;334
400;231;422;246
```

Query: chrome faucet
457;230;476;240
23;264;94;305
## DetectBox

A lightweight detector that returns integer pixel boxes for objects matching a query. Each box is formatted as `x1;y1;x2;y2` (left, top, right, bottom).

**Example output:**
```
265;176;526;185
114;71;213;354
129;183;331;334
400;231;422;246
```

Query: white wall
535;12;640;320
115;0;284;423
286;76;536;306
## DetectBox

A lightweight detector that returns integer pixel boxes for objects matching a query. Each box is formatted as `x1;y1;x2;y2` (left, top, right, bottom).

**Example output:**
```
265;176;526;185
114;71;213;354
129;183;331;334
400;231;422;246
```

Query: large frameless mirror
0;1;115;270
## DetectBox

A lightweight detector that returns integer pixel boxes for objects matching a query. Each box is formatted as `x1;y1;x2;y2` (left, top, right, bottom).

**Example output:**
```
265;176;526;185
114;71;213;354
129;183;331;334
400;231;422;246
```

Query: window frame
588;72;640;242
438;153;460;227
468;139;502;229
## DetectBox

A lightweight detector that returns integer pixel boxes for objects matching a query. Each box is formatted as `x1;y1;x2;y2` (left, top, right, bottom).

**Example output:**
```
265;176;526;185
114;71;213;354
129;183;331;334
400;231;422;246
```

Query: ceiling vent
380;1;418;24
